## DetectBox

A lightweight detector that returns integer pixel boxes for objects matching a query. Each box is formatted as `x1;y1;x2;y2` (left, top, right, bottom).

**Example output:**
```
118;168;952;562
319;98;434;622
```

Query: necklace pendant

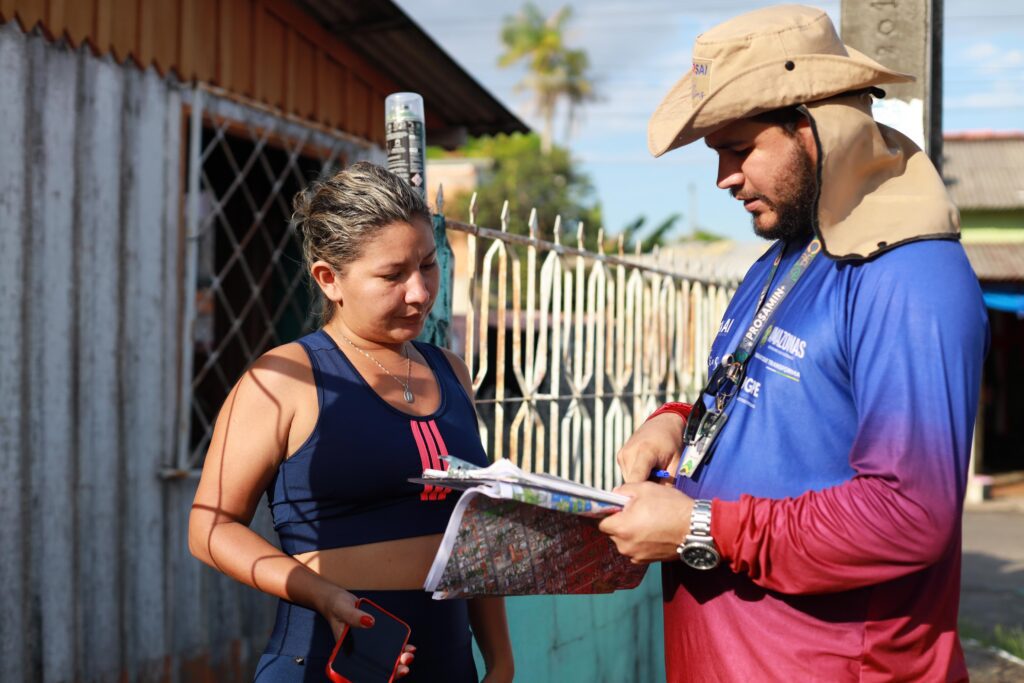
403;388;415;403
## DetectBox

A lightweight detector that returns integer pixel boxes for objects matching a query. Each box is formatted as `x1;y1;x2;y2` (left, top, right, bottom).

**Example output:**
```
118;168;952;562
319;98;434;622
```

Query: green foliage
959;619;1024;659
440;132;602;244
690;227;727;242
611;213;682;254
498;3;598;153
993;624;1024;659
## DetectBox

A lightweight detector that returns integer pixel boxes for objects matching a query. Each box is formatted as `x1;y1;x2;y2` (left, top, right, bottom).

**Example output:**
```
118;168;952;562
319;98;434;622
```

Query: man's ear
794;117;819;167
310;260;343;306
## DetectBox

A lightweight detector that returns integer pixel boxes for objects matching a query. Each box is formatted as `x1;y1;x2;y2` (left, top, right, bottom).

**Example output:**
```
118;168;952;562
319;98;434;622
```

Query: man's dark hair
751;106;806;134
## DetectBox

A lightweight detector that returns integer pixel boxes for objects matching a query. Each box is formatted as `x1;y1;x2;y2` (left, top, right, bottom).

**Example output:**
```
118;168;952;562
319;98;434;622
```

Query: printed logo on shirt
753;351;801;383
410;419;453;501
736;376;762;409
761;324;807;360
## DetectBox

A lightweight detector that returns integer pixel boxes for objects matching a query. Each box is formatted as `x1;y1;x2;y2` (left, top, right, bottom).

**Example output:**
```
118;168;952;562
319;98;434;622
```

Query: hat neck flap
806;93;959;261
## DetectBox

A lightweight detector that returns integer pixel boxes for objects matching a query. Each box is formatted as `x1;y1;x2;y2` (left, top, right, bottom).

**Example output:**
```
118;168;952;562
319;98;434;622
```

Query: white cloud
964;42;998;60
962;43;1024;73
946;89;1024;110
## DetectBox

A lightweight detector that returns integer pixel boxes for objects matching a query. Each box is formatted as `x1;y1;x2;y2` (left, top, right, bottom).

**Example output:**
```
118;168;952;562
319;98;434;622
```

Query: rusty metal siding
0;0;402;147
0;22;282;683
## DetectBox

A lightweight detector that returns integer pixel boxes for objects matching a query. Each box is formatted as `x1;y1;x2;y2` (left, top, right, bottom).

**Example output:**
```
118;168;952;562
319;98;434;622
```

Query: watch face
681;544;720;570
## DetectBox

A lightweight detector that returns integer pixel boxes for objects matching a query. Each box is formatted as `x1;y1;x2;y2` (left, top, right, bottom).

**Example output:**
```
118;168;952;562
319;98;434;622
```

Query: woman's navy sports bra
265;330;489;555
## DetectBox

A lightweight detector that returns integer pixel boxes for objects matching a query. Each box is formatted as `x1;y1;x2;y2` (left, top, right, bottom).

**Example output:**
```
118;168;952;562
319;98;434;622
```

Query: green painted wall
959;209;1024;236
474;569;667;682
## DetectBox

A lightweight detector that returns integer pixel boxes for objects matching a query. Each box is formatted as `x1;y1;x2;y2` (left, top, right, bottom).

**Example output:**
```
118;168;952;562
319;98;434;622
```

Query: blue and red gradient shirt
665;236;988;682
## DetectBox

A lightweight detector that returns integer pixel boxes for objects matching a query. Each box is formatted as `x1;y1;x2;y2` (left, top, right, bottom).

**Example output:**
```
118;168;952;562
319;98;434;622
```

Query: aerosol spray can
385;92;426;200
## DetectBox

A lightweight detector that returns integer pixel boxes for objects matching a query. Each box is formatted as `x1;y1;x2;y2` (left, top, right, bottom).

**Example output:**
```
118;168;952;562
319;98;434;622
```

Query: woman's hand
318;584;367;641
317;586;417;677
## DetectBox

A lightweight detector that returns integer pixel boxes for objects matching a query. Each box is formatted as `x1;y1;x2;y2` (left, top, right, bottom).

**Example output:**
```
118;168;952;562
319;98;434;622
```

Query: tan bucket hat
648;4;914;157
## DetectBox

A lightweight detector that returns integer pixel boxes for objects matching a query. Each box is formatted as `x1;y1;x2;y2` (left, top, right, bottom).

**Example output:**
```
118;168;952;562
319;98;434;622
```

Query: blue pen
650;468;674;481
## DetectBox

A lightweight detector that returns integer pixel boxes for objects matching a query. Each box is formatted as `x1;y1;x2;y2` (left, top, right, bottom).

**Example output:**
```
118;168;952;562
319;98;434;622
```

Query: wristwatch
677;499;720;570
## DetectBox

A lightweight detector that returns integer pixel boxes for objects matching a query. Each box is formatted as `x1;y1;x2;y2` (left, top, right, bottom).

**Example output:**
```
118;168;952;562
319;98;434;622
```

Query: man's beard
738;143;818;242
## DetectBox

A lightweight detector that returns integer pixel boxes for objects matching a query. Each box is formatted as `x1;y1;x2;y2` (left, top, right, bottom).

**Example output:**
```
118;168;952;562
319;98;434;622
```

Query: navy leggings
253;590;478;682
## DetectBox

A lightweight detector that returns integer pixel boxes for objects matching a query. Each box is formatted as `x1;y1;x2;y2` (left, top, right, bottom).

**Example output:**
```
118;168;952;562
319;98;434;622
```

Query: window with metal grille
176;91;380;473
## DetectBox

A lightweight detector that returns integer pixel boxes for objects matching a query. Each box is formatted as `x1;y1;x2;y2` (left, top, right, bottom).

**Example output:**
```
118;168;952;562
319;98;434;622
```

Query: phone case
326;598;412;683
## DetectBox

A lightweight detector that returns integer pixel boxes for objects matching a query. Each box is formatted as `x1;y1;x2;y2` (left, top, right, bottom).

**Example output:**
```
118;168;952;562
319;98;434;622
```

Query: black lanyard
678;238;822;477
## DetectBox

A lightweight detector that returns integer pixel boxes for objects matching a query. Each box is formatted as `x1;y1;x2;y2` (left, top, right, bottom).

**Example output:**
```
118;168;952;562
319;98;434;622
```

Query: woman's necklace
339;333;415;403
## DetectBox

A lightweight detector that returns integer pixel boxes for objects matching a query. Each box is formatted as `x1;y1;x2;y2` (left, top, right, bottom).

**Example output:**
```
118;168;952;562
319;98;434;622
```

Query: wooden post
840;0;943;174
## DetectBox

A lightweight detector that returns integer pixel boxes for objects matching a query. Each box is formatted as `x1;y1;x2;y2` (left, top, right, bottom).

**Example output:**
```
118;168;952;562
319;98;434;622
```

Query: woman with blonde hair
189;162;513;682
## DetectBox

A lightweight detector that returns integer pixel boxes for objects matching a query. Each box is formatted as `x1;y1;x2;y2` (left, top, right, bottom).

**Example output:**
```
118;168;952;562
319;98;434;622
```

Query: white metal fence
452;199;734;491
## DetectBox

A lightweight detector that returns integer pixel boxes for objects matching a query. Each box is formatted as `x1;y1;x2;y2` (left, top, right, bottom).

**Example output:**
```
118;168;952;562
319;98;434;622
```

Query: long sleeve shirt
668;236;989;682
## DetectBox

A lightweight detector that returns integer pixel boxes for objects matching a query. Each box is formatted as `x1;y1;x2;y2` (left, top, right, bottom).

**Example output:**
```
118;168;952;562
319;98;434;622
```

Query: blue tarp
983;291;1024;315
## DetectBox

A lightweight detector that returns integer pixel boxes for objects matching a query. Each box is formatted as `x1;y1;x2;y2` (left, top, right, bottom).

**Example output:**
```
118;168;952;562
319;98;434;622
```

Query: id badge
678;410;728;478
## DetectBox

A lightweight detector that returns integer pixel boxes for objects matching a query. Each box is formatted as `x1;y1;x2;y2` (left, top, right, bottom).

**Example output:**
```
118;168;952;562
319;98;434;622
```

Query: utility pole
840;0;943;174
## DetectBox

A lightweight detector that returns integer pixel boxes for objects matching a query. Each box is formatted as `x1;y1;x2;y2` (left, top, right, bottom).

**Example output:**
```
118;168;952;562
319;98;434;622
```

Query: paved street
961;502;1024;682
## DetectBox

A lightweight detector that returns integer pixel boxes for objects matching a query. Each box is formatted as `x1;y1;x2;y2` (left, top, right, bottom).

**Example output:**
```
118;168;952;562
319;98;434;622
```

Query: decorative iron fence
450;195;735;491
170;92;736;478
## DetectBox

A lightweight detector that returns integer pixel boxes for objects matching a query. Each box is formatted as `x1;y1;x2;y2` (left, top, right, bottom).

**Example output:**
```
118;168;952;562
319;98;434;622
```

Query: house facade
945;132;1024;488
0;2;524;681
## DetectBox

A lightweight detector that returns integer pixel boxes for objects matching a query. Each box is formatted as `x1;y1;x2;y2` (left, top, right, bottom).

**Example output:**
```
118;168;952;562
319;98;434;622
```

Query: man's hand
598;482;694;564
615;412;687;483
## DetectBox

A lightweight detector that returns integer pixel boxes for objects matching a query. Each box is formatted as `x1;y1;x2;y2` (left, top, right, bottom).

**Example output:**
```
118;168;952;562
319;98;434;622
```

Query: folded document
412;458;647;599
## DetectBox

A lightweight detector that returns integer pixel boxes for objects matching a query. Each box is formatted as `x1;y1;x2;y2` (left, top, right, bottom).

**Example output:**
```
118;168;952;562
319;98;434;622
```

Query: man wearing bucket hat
599;5;987;681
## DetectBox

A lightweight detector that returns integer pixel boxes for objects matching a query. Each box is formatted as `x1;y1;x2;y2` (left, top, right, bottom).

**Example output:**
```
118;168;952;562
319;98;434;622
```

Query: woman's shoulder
235;341;315;406
430;345;474;398
417;343;469;377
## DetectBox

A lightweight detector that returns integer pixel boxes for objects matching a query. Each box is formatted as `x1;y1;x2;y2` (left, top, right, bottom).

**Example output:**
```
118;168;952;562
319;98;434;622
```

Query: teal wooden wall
474;568;666;682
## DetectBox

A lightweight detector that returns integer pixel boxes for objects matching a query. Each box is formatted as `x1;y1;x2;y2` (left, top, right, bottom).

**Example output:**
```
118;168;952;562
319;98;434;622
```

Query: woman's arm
187;344;377;641
469;598;514;682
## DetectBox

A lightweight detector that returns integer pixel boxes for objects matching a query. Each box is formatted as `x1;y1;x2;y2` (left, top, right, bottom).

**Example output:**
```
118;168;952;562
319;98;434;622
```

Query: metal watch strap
677;499;720;570
689;499;713;538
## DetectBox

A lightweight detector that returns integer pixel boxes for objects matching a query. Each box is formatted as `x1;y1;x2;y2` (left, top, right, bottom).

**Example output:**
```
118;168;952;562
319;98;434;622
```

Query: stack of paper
413;458;647;599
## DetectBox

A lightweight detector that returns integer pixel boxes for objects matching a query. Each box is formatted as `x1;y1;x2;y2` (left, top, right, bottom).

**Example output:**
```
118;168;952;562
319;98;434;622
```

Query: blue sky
398;1;1024;242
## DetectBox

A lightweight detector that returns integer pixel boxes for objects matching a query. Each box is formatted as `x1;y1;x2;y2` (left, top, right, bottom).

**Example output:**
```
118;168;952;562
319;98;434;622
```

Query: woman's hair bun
290;183;317;236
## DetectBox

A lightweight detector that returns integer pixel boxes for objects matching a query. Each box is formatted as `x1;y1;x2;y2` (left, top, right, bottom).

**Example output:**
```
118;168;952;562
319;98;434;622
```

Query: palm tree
499;3;598;154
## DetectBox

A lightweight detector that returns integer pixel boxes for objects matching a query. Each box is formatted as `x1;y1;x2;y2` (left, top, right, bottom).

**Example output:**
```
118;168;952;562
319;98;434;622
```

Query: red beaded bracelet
646;401;693;423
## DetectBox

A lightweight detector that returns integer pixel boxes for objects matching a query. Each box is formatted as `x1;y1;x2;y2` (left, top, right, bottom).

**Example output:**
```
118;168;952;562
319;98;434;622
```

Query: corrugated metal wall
0;19;669;683
0;22;279;683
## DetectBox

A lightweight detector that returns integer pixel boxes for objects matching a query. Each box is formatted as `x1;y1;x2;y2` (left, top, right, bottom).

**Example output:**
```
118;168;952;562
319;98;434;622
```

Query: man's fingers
613;482;649;496
621;455;654;483
597;514;618;535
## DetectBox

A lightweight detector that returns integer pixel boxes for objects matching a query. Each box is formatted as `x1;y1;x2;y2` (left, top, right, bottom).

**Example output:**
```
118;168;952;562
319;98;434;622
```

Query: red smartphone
326;598;412;683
